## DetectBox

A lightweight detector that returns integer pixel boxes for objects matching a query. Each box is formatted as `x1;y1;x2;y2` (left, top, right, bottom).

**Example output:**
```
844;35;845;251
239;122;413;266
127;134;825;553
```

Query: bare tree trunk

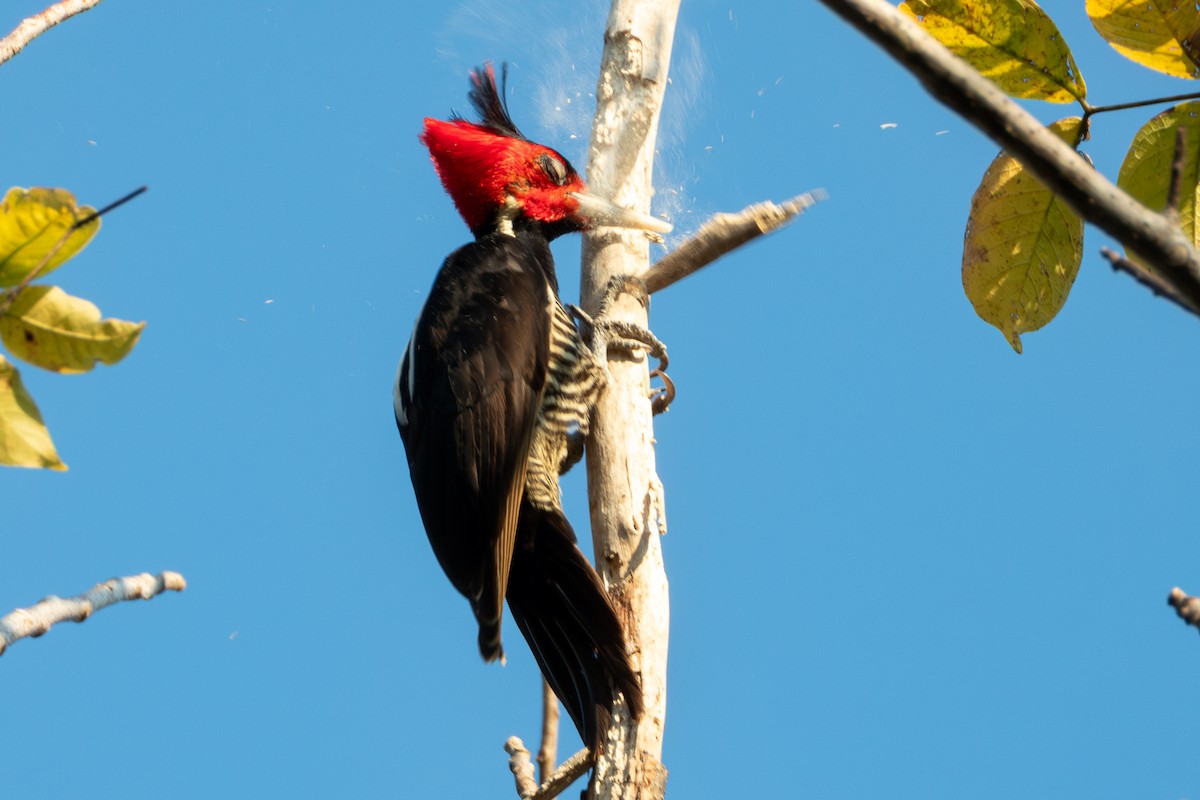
581;2;679;798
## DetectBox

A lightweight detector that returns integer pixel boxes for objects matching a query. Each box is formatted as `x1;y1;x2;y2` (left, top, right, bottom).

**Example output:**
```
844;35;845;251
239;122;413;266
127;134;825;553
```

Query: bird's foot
568;276;675;415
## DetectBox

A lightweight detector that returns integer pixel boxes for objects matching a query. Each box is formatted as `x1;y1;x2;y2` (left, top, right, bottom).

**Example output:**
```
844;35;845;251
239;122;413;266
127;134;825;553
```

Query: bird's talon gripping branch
649;368;675;415
587;315;674;413
569;300;673;411
585;274;675;411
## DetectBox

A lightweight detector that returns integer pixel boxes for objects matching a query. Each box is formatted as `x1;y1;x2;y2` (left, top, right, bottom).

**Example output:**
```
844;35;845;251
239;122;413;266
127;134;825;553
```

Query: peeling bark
581;1;680;798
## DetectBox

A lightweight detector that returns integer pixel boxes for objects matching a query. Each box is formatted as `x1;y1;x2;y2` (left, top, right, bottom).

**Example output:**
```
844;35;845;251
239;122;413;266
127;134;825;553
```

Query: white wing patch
395;302;427;428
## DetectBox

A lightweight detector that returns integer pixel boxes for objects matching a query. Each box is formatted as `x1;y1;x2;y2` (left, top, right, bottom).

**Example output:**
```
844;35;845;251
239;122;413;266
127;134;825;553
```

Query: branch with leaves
0;571;186;655
0;0;103;66
0;187;146;470
819;0;1200;352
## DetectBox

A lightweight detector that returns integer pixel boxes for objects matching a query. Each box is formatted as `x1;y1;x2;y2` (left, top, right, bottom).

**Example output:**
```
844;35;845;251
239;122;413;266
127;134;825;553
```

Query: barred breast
524;295;606;511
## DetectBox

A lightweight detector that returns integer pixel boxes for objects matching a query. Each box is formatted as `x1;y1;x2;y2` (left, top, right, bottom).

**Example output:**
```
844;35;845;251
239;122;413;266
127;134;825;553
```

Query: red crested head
420;63;671;238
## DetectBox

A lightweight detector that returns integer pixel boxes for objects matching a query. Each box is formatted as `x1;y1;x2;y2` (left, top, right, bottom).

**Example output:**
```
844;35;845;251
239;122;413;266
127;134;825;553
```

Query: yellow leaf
962;118;1085;353
0;354;66;470
1116;101;1200;274
1087;0;1200;79
0;285;144;373
900;0;1087;102
0;187;100;288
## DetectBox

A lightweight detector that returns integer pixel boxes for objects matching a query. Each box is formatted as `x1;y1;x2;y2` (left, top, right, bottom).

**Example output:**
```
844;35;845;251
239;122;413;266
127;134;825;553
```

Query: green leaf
0;354;66;470
0;285;144;373
1116;101;1200;275
900;0;1087;102
1087;0;1200;79
962;118;1086;353
0;187;100;288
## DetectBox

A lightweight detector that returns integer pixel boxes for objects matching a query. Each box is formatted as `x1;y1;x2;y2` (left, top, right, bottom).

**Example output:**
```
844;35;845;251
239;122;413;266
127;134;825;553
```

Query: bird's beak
569;192;673;234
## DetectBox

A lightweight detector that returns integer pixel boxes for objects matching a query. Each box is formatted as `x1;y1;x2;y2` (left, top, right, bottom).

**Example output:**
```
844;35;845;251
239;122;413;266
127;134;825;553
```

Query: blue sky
4;1;1198;797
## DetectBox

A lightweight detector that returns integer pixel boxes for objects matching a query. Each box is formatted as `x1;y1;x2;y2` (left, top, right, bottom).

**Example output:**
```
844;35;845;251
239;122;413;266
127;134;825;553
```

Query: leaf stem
0;186;146;318
71;185;147;230
1081;92;1200;135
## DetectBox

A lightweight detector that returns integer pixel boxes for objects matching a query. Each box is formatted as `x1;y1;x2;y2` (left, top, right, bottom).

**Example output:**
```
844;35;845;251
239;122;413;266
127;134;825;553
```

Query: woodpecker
395;64;670;749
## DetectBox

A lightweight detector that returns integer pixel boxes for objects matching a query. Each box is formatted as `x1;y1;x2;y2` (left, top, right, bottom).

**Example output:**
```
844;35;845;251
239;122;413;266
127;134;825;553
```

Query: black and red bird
395;65;669;749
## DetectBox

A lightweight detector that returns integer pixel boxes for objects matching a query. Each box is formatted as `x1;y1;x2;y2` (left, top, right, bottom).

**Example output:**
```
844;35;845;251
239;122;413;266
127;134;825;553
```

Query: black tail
505;503;644;750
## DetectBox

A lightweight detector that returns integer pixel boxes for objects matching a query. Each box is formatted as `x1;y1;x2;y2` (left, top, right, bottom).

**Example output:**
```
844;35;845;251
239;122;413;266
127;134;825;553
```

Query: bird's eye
537;153;569;186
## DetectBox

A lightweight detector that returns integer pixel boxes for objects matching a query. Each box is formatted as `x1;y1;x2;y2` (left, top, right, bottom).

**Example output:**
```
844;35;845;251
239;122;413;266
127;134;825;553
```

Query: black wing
396;233;551;660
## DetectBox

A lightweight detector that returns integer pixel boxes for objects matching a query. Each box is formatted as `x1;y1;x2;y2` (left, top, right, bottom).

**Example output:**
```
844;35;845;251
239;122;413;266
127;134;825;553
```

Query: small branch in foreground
642;190;827;296
506;737;538;799
535;747;593;799
537;679;559;783
0;0;104;67
0;571;186;655
817;0;1200;317
1168;587;1200;633
1099;247;1200;315
506;737;594;800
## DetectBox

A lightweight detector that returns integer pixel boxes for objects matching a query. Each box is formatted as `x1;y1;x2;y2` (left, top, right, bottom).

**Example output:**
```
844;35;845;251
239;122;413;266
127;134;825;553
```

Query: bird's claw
571;277;675;415
649;367;675;416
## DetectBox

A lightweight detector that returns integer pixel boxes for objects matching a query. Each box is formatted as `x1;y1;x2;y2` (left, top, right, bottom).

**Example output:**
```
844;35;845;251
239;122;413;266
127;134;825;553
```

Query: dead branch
537;748;593;800
1168;587;1200;633
643;191;826;296
506;737;539;799
581;1;680;798
507;737;594;800
817;0;1200;316
0;0;104;67
0;571;186;655
537;678;559;783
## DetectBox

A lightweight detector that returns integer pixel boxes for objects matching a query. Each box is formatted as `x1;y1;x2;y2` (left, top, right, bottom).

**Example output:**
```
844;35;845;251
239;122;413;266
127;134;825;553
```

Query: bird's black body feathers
396;228;642;747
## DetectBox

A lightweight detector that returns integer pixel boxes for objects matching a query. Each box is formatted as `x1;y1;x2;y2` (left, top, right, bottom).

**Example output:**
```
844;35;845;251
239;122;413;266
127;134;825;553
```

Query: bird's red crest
420;64;585;234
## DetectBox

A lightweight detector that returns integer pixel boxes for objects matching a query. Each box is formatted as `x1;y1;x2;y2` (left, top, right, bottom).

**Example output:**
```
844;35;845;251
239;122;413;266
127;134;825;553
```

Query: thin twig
0;571;187;655
507;736;594;800
0;0;103;66
818;0;1200;316
537;679;559;784
535;748;594;799
1168;587;1200;634
642;190;827;296
1099;247;1200;315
